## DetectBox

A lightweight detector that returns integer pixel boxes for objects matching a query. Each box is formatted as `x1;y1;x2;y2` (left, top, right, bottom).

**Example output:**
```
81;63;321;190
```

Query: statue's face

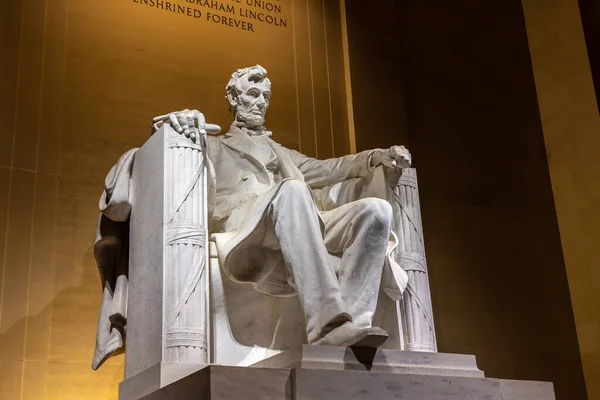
235;75;271;127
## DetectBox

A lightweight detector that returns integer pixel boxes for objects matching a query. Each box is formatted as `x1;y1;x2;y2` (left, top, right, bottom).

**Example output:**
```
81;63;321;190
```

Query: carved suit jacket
206;124;376;223
206;123;377;297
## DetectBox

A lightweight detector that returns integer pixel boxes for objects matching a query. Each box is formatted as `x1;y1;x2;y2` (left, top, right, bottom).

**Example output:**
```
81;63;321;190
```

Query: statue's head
226;65;271;128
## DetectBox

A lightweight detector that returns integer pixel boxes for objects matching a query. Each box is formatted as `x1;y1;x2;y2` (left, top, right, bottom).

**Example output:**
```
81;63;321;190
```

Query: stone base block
251;345;485;378
119;362;206;400
138;365;555;400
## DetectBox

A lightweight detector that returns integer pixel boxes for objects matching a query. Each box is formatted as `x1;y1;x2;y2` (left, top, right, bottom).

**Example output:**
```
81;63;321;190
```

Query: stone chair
117;125;437;399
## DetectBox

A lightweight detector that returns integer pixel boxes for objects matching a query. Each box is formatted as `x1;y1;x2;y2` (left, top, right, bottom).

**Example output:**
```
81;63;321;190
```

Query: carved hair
225;65;270;115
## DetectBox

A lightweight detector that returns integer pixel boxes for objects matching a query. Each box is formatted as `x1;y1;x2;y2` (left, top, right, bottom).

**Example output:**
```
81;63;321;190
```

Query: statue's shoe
312;322;388;348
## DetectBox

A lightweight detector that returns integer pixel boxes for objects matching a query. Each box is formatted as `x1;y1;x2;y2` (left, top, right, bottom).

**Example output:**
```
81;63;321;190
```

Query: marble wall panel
0;0;23;168
522;0;600;398
46;361;122;400
345;0;588;399
0;0;350;398
0;170;36;361
36;0;68;176
323;0;352;157
48;173;114;363
0;360;23;399
0;169;11;310
292;0;318;158
24;174;58;361
22;360;48;400
308;0;334;159
12;0;47;171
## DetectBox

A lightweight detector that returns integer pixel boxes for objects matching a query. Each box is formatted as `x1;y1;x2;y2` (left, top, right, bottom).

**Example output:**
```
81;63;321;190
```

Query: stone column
164;129;210;364
120;125;210;400
394;168;437;352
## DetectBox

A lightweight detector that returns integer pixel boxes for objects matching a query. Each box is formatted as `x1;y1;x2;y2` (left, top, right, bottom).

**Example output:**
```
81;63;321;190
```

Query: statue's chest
215;140;282;194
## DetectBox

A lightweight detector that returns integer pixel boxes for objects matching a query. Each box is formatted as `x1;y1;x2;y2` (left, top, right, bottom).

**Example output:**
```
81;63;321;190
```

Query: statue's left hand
370;145;412;169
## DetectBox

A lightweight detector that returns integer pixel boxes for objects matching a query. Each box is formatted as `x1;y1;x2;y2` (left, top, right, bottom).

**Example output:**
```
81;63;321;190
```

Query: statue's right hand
166;109;206;143
152;109;221;141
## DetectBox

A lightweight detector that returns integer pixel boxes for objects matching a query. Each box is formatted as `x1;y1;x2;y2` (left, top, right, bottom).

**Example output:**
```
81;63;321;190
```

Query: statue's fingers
393;145;405;159
194;110;206;132
191;110;202;123
195;113;207;136
388;148;401;165
186;112;196;135
386;147;396;159
392;147;409;165
403;149;412;164
399;155;411;168
382;158;396;169
178;113;188;130
186;110;201;141
178;114;190;138
169;114;183;133
182;127;191;138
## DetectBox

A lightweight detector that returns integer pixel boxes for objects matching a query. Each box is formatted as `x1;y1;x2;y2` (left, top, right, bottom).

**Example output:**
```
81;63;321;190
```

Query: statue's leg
268;180;351;343
321;198;392;328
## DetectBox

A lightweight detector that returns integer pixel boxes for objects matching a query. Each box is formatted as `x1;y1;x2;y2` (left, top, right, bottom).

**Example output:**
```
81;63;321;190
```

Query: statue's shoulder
206;134;225;159
266;136;283;148
206;134;227;146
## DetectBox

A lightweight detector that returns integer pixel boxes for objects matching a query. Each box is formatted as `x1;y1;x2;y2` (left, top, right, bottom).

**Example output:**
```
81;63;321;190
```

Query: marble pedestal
139;365;555;400
130;347;555;400
252;345;484;378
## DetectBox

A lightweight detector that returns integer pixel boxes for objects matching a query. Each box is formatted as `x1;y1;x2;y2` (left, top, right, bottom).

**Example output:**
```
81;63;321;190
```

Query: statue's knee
363;198;393;228
280;179;311;198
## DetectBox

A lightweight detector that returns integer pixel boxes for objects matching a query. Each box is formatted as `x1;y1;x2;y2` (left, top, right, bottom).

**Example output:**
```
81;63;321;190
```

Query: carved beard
235;108;265;128
235;108;265;127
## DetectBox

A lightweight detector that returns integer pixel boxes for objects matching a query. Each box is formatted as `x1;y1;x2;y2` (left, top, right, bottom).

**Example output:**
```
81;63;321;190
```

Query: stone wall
346;1;587;399
522;0;600;398
0;0;349;398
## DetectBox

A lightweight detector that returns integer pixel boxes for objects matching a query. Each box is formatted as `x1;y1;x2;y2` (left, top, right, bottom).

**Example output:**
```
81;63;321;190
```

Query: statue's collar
225;122;272;138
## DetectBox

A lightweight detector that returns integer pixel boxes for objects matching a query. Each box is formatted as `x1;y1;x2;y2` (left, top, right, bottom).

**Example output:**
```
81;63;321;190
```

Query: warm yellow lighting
0;0;351;398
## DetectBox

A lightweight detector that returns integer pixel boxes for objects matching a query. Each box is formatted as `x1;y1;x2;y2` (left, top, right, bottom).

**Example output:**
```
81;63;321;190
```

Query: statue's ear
226;93;238;114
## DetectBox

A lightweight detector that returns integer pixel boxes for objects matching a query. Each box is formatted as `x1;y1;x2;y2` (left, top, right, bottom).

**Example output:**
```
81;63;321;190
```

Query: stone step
251;345;485;378
139;365;555;400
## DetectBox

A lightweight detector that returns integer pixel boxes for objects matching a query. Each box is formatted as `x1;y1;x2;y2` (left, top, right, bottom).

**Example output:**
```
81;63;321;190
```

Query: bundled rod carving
395;168;437;352
165;132;209;363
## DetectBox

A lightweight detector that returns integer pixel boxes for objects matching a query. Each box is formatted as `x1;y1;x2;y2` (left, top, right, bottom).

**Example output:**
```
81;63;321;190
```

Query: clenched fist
370;145;412;169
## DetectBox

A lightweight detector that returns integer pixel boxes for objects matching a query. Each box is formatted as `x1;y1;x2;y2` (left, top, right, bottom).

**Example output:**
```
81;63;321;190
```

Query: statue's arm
279;144;412;188
288;148;375;188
